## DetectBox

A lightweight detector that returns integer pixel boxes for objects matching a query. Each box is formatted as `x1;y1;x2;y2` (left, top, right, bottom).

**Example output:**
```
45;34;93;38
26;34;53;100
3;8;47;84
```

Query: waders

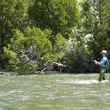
99;65;107;81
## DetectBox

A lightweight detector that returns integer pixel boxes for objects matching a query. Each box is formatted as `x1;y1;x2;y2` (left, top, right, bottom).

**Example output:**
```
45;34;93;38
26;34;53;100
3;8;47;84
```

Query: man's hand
94;60;98;65
94;60;100;65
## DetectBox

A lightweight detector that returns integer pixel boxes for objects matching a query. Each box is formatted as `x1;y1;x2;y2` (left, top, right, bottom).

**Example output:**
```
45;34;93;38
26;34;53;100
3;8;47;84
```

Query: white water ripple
58;80;109;85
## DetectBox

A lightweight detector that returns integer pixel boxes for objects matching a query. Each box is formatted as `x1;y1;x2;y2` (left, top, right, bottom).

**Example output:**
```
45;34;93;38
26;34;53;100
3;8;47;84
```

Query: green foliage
0;0;30;69
64;47;95;73
79;0;110;57
23;27;52;56
0;0;29;29
0;0;81;73
55;33;67;58
29;0;80;37
1;0;110;73
3;27;51;72
0;0;30;46
3;46;20;72
3;26;68;73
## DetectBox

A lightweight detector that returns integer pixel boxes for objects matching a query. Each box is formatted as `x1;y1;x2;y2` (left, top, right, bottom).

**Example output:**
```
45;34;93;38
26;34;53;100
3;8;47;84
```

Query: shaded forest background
0;0;110;74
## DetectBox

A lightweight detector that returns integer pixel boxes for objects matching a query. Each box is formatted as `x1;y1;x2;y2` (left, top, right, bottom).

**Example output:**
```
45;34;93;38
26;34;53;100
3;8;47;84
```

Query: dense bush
64;47;95;73
3;27;67;73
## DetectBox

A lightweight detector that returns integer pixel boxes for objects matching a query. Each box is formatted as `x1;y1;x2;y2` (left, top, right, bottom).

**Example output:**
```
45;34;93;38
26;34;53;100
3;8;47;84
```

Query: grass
0;73;110;110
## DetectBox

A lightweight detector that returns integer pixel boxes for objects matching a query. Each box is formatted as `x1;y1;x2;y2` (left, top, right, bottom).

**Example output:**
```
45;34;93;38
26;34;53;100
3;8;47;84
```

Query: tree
29;0;80;42
3;26;52;72
0;0;30;69
90;0;110;57
79;0;110;56
63;0;110;73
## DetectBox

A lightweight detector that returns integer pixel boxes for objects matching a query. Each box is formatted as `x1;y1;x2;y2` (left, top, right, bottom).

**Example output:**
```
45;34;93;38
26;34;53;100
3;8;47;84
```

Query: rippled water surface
0;74;110;110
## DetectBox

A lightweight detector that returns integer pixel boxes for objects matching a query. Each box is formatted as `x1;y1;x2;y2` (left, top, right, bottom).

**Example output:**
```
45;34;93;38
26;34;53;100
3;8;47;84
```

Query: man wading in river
94;49;109;81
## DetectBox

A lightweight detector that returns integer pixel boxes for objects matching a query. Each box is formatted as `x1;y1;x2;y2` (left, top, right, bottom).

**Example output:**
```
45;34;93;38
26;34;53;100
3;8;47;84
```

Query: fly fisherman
94;50;109;81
